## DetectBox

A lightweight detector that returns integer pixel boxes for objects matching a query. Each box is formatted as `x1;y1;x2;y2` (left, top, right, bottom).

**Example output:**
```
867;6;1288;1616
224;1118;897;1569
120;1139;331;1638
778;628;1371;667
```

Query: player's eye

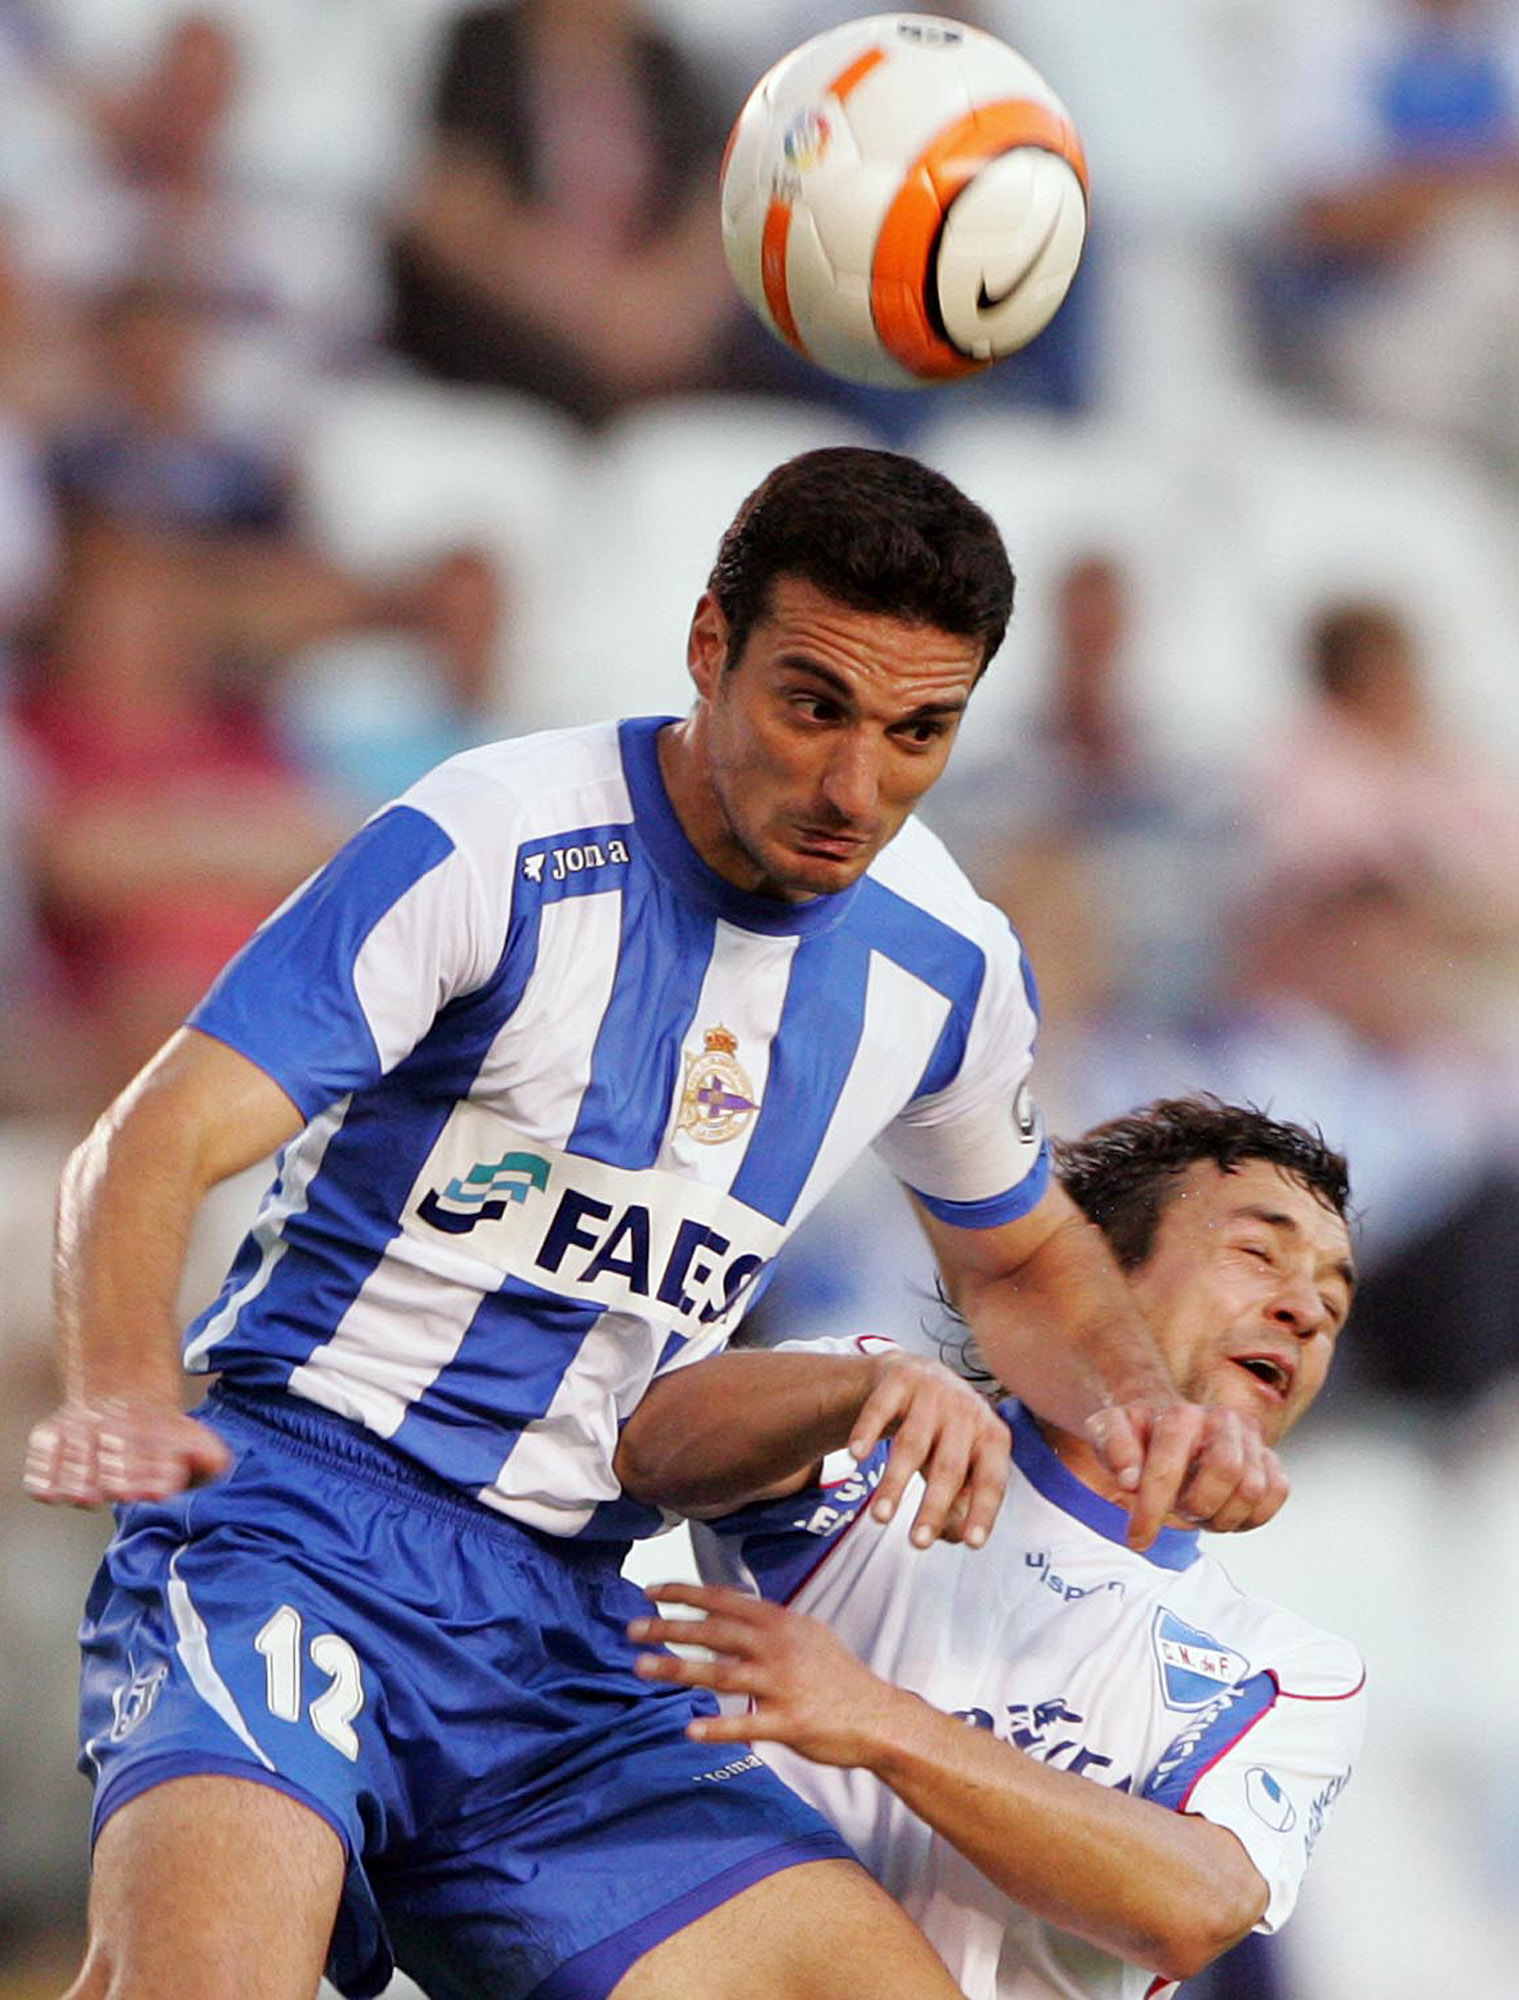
895;718;949;747
789;689;841;722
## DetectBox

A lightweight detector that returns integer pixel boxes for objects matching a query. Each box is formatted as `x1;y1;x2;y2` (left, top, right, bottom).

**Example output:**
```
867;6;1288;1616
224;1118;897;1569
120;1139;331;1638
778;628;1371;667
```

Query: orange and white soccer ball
720;12;1088;388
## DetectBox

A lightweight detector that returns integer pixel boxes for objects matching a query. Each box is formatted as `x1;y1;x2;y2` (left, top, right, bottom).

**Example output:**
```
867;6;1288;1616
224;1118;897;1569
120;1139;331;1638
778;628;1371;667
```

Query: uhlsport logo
418;1150;551;1234
678;1026;760;1145
1152;1608;1249;1711
1246;1766;1297;1833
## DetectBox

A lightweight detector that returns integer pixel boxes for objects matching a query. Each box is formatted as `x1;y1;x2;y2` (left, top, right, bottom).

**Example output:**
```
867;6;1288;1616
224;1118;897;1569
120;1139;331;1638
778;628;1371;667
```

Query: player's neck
1034;1418;1121;1502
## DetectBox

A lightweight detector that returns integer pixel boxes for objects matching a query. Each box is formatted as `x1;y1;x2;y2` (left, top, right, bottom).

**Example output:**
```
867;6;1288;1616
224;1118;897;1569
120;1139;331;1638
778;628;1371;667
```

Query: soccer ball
720;13;1088;389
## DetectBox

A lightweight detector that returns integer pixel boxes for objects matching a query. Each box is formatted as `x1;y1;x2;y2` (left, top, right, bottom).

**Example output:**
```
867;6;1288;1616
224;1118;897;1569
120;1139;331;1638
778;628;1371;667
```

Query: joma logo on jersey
418;1151;552;1234
521;837;630;884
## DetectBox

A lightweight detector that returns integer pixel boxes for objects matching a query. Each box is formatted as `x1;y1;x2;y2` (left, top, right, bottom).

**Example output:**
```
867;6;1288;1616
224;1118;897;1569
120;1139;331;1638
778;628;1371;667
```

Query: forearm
1295;157;1519;254
616;1350;878;1513
865;1689;1267;1979
54;1030;301;1407
953;1209;1175;1433
57;1088;215;1407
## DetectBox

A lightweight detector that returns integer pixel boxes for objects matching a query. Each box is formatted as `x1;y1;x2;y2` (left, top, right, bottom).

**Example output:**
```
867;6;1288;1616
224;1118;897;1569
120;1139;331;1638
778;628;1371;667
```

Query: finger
1125;1406;1203;1551
631;1608;767;1659
185;1430;234;1489
1171;1413;1249;1529
685;1710;761;1744
956;1429;1010;1550
904;1426;972;1549
50;1421;104;1508
645;1581;755;1617
1086;1406;1144;1495
21;1420;67;1505
1203;1450;1289;1534
847;1370;911;1462
634;1649;765;1700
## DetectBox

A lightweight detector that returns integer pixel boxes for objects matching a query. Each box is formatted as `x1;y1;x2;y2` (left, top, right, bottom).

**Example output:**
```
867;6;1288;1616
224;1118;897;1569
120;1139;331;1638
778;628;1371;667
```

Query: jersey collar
619;716;864;938
1001;1399;1201;1571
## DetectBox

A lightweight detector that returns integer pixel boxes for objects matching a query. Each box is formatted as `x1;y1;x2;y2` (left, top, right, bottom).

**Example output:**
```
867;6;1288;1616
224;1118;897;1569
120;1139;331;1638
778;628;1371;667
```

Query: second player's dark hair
1056;1095;1353;1271
706;446;1014;673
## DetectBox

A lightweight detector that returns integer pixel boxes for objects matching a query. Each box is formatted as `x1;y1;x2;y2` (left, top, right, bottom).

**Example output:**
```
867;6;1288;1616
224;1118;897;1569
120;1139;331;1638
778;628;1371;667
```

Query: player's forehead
1160;1159;1353;1269
744;574;982;710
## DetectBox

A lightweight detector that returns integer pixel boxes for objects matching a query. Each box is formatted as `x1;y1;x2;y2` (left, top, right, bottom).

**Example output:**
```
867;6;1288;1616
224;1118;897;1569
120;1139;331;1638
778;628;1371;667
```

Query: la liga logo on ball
721;11;1088;388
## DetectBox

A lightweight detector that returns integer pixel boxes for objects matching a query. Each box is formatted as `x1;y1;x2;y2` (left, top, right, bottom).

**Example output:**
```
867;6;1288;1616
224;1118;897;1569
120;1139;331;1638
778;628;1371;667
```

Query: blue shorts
79;1388;851;1999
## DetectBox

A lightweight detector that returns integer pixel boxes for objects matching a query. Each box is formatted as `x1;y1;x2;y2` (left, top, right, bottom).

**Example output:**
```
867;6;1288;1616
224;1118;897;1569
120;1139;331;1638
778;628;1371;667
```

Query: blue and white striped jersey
185;718;1049;1537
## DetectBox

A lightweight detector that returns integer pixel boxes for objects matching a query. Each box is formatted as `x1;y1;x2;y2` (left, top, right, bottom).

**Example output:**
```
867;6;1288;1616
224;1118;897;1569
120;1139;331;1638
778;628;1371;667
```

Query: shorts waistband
204;1385;629;1567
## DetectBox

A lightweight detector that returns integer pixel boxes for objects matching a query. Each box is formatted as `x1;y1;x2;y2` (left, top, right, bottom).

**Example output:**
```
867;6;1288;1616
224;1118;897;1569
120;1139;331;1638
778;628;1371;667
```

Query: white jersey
184;719;1047;1536
695;1397;1366;2000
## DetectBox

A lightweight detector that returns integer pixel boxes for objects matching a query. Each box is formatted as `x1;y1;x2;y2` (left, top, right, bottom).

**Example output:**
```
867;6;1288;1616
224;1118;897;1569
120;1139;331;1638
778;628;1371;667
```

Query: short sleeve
189;802;496;1121
873;908;1049;1229
1141;1634;1367;1933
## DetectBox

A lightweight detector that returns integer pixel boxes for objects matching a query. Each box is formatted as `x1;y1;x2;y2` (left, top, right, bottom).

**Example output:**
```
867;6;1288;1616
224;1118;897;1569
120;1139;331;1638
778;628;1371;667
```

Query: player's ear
687;592;731;698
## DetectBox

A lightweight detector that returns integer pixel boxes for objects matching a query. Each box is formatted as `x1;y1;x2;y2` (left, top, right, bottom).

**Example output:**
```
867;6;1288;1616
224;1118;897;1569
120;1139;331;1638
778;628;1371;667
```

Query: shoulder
868;817;1028;960
396;721;633;852
1191;1558;1367;1702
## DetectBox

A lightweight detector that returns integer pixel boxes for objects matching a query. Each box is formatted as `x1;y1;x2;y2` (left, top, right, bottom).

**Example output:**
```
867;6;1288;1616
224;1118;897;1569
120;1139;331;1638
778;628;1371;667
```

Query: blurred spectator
926;549;1247;1021
387;0;799;426
50;276;288;536
0;7;385;421
7;507;500;1090
8;520;349;1100
1242;597;1519;1054
1264;0;1519;466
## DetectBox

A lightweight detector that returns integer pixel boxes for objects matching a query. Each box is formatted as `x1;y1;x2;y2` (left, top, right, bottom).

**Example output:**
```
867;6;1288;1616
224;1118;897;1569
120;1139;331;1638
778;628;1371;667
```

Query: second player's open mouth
1233;1354;1294;1399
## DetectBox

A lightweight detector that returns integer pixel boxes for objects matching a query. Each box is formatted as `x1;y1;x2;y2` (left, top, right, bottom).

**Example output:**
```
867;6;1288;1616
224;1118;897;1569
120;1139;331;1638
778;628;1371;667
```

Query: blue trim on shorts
525;1832;854;2000
92;1751;351;1857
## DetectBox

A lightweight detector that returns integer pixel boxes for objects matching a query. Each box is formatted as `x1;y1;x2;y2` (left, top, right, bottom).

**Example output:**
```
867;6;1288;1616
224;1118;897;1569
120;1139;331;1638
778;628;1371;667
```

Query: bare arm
1294;154;1519;256
920;1183;1285;1547
616;1344;1011;1549
633;1585;1268;1984
25;1027;305;1507
402;140;734;390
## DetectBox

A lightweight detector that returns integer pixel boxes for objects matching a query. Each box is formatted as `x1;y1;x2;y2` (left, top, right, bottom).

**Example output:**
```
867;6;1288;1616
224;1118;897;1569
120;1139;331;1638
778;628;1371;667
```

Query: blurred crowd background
1;0;1518;1994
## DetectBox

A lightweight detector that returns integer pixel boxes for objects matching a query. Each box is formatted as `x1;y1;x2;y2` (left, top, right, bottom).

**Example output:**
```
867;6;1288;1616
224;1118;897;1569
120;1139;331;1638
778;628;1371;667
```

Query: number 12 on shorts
255;1605;365;1761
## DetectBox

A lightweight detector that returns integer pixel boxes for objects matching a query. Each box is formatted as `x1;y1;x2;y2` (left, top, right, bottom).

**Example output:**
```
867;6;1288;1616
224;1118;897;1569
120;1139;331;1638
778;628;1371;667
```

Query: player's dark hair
1056;1095;1353;1271
706;446;1014;674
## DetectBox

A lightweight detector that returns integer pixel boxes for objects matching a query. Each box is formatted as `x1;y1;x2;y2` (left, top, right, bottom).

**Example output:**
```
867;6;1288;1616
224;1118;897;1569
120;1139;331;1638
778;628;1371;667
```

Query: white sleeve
873;905;1049;1226
1146;1632;1367;1934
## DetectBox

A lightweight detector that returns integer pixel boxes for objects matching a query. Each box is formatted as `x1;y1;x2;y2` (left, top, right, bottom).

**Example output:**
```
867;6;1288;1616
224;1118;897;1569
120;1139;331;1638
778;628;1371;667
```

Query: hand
850;1350;1010;1550
24;1397;232;1508
630;1582;904;1767
1087;1400;1288;1551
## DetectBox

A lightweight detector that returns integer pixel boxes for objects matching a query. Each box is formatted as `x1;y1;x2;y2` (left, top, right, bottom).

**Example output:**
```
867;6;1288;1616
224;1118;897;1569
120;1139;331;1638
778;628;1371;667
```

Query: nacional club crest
679;1026;760;1146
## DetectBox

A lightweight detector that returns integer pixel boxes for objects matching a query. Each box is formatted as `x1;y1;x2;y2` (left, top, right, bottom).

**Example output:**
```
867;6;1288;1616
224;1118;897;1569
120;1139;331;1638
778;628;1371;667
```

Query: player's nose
819;731;882;822
1269;1270;1329;1338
